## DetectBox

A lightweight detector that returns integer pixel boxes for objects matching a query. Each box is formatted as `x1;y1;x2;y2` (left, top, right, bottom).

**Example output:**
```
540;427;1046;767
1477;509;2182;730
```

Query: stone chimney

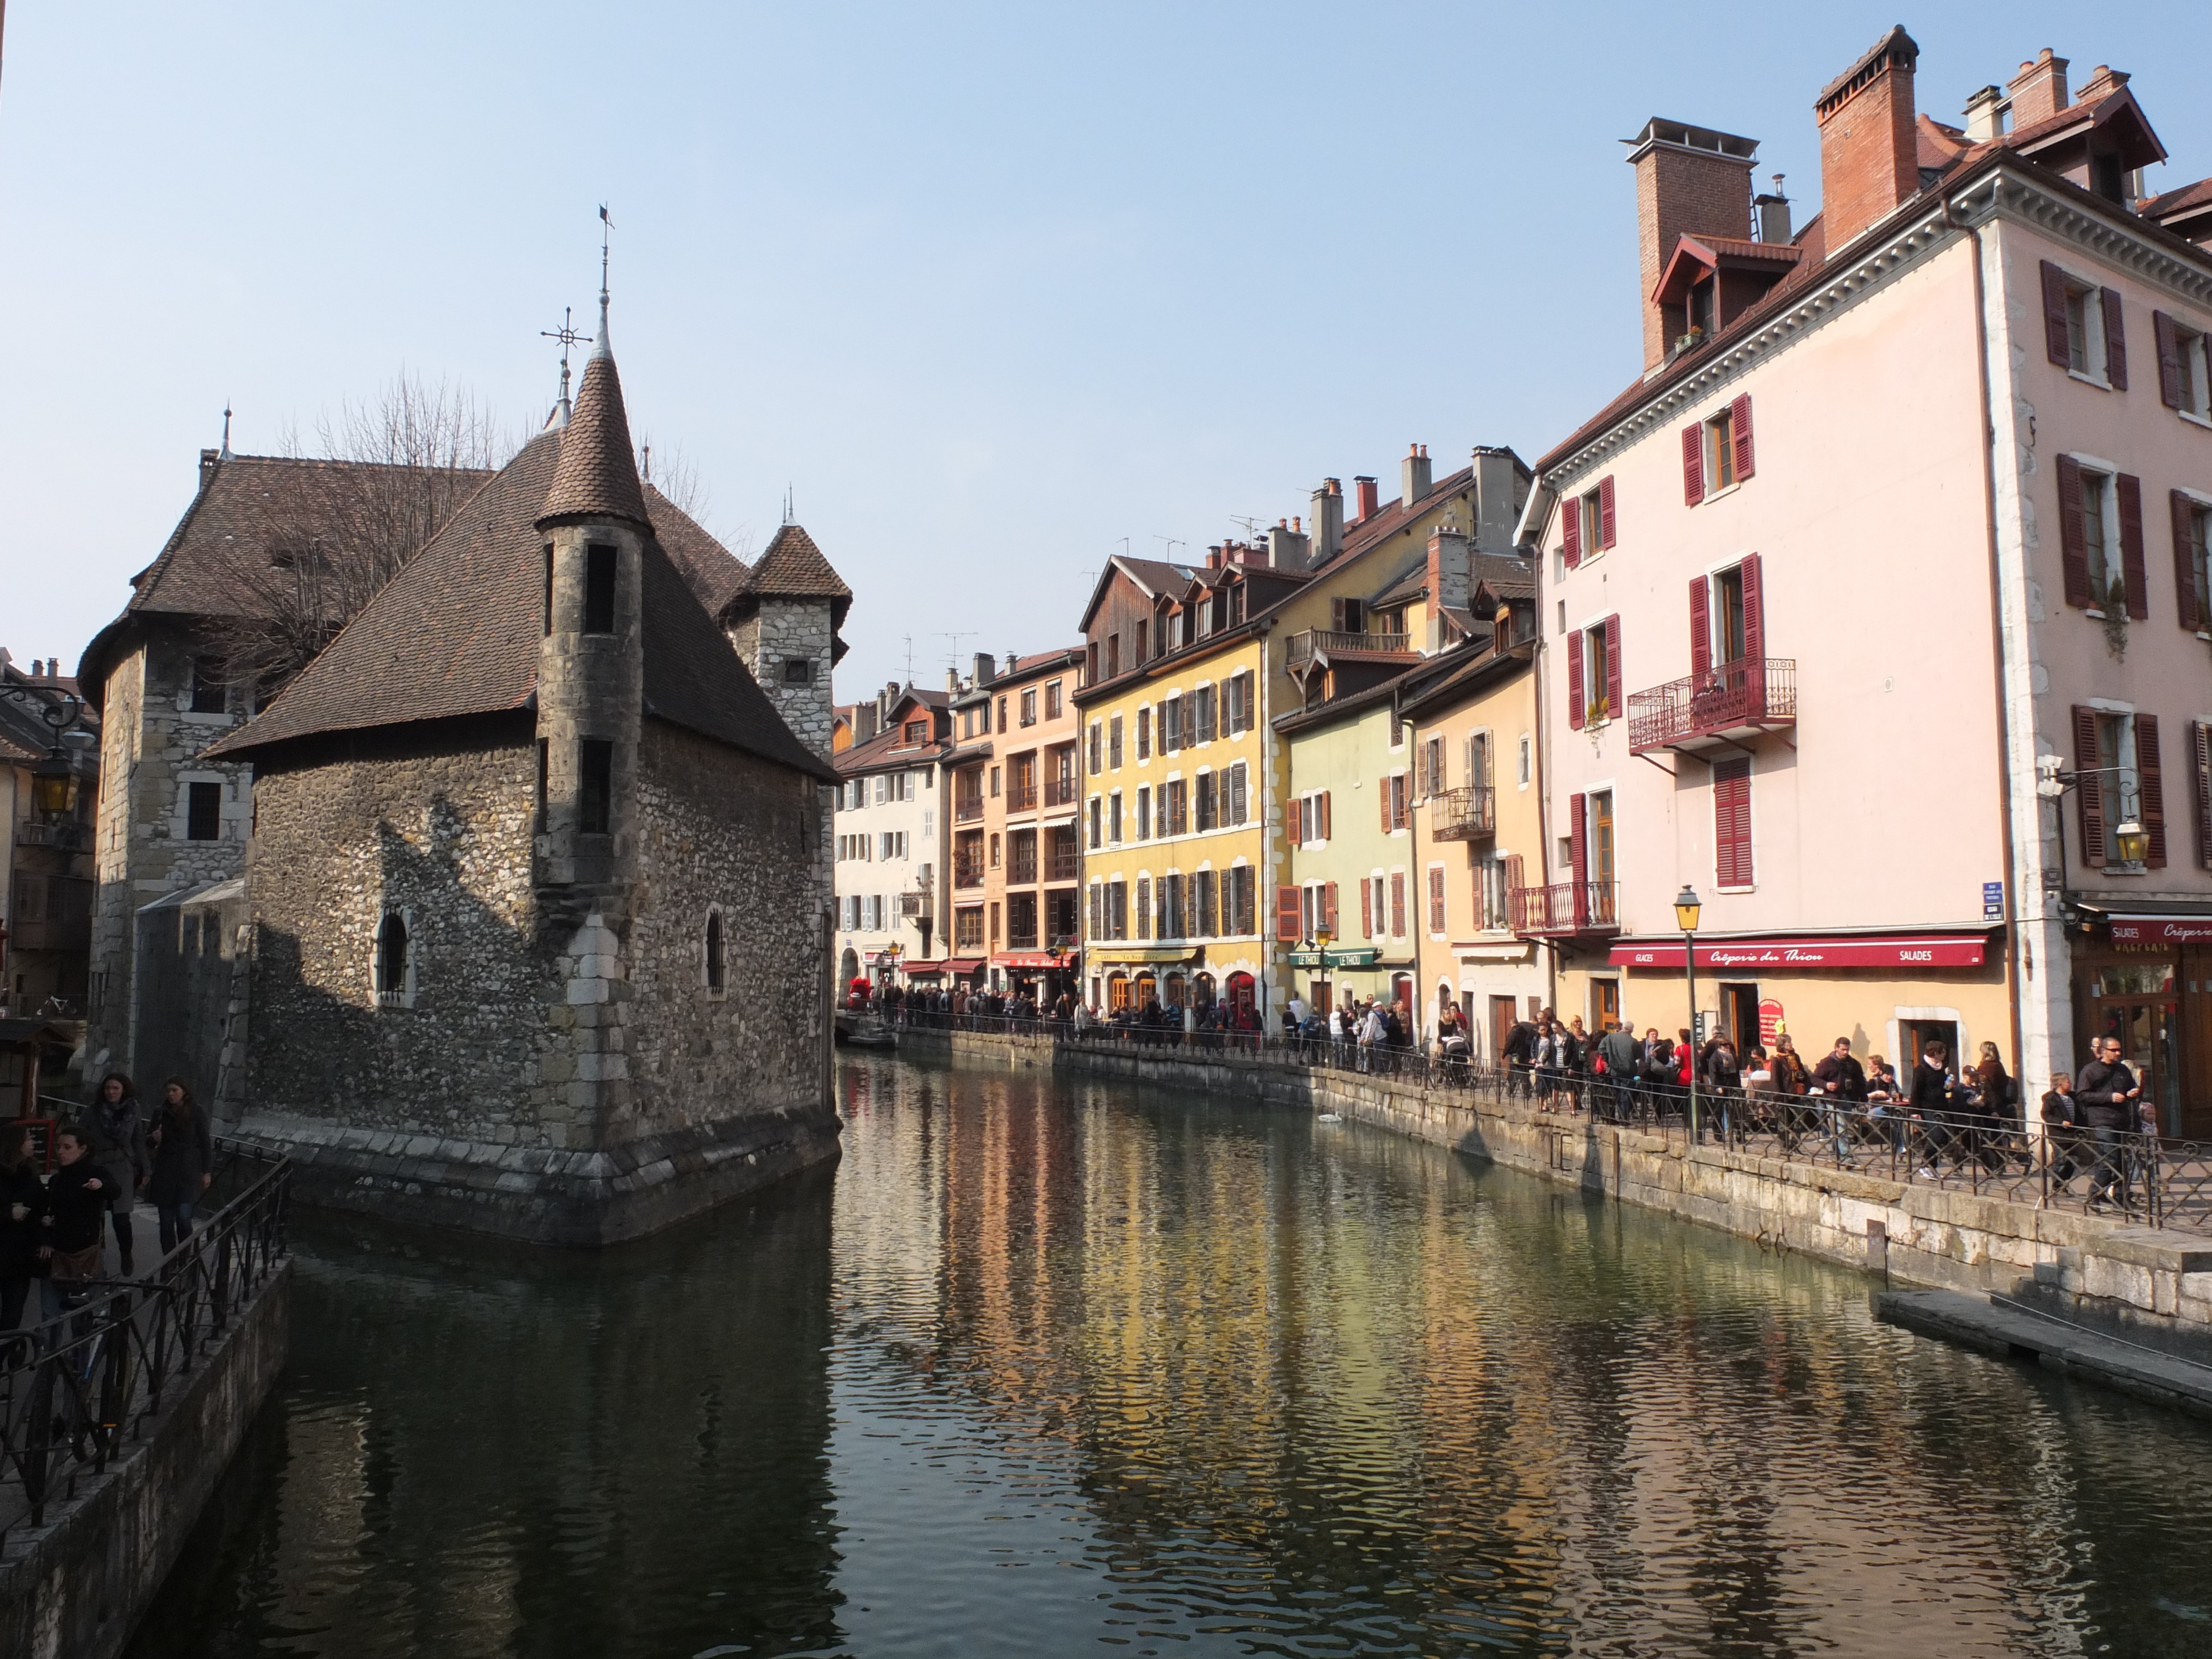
1814;25;1922;254
855;702;879;742
2007;49;2068;127
1401;444;1432;507
1425;528;1470;653
1267;517;1311;572
1353;476;1379;521
1755;175;1792;243
1469;447;1521;556
1963;85;2007;142
1627;117;1758;371
972;652;995;686
1311;479;1343;565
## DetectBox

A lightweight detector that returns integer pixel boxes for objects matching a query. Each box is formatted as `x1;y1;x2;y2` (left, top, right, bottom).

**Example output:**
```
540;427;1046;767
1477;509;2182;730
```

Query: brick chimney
1353;476;1379;521
2074;64;2127;107
973;651;995;686
1310;479;1343;565
1815;25;1922;254
2007;49;2068;127
1401;444;1432;507
1425;528;1469;653
1627;118;1758;371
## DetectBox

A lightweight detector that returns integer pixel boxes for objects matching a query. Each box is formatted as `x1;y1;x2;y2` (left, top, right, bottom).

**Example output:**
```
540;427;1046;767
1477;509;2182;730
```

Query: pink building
1525;28;2212;1131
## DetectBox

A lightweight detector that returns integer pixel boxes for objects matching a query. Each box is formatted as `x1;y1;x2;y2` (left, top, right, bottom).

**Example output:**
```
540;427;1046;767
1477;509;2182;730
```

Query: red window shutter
1567;629;1585;729
1740;553;1765;662
2174;490;2202;632
1714;758;1752;886
2101;289;2128;391
2117;473;2148;620
1731;394;1755;482
2056;454;2092;609
1319;791;1332;841
1360;876;1373;937
2196;722;2212;869
1689;577;1712;678
2139;714;2167;868
2157;311;2185;409
1604;616;1623;718
1380;773;1393;831
2073;706;2106;865
1324;881;1339;936
2041;260;2071;366
1389;872;1406;937
1682;423;1704;505
1276;885;1302;942
1562;493;1582;568
1288;798;1303;844
1598;475;1617;549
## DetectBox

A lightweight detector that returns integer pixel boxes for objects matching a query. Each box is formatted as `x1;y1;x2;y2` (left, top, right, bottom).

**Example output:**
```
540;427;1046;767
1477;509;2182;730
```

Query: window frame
373;906;416;1008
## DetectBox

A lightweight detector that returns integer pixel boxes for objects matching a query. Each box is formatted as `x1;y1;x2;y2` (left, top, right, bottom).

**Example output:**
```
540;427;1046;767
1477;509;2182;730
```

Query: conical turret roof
536;306;650;531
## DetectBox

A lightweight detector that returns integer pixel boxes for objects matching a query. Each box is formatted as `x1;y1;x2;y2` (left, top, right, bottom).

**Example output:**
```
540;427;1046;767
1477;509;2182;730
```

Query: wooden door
1490;995;1518;1063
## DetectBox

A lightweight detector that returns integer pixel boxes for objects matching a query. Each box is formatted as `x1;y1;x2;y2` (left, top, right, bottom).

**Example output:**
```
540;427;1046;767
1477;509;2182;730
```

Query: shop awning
2106;914;2212;947
943;957;987;975
1092;946;1198;966
902;959;948;976
1610;932;1989;970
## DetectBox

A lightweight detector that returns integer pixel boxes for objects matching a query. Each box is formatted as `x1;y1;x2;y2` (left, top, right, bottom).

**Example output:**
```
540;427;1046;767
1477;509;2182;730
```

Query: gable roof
648;484;751;615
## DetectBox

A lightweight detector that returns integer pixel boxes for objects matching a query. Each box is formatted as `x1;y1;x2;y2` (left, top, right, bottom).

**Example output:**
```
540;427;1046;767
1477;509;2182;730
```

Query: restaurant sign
2108;916;2212;950
1609;933;1987;970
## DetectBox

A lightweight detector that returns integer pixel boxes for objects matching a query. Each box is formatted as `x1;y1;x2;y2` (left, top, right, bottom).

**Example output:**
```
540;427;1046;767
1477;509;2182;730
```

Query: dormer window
904;719;927;745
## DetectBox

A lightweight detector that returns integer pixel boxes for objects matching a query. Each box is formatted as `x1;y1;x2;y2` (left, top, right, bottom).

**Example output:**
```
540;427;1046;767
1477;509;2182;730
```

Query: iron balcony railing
899;891;932;920
1005;781;1039;813
954;796;985;823
1009;851;1039;885
1044;775;1078;808
1509;879;1619;935
1627;657;1797;755
1428;784;1495;841
14;819;92;852
1285;628;1414;670
953;853;985;889
1046;849;1082;882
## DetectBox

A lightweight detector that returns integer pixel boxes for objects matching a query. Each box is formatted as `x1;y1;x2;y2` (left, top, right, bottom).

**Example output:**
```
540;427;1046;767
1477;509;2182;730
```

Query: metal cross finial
541;305;587;408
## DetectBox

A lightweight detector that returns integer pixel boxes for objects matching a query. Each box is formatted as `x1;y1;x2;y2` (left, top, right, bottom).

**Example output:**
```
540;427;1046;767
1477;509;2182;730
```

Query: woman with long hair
87;1071;149;1276
0;1122;42;1332
146;1078;215;1255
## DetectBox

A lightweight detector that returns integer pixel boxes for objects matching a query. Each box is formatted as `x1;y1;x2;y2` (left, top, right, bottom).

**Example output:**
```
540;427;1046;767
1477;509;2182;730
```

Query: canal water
131;1055;2212;1658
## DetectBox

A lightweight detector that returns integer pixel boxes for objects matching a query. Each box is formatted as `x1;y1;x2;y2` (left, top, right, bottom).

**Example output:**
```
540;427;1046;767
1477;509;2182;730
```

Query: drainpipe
1945;185;2028;1087
1517;483;1560;1017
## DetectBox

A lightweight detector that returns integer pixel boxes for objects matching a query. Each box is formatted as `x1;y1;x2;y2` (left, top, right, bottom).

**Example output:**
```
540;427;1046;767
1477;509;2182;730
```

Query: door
1310;979;1333;1017
1491;995;1519;1063
1898;1018;1958;1076
2089;959;2180;1135
1720;983;1760;1055
1590;978;1621;1032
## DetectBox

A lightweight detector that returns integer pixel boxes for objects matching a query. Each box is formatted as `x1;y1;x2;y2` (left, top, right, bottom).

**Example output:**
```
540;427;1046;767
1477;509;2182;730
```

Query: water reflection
135;1056;2212;1657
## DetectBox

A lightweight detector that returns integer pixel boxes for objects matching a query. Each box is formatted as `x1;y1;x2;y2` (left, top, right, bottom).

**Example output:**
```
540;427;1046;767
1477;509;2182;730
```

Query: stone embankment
893;1024;2212;1359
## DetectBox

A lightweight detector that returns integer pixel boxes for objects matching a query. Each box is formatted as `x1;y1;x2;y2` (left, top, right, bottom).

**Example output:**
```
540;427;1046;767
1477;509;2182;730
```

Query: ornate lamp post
1675;884;1702;1142
2;686;84;816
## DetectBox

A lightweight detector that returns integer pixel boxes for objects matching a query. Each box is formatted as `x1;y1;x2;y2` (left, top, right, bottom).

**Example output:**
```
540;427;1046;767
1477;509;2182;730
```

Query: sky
4;2;2208;700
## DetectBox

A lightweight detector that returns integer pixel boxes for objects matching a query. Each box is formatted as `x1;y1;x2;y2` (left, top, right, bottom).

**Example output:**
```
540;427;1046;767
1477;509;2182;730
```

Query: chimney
1963;85;2007;142
1626;117;1759;371
1755;174;1792;243
1267;517;1311;571
1425;528;1470;653
1401;443;1432;507
2074;64;2127;106
1469;447;1521;556
1353;476;1379;521
1814;25;1922;254
199;447;221;489
2007;49;2069;128
855;702;879;742
1311;479;1343;565
972;651;995;686
1206;544;1224;571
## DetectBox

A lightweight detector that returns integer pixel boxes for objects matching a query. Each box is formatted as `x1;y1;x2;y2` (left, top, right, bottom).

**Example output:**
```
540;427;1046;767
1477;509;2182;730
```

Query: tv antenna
1229;515;1265;537
940;630;973;676
1149;533;1187;561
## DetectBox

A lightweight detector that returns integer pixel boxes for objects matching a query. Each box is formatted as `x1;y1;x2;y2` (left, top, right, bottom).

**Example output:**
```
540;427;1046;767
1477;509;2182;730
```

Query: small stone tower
722;521;850;759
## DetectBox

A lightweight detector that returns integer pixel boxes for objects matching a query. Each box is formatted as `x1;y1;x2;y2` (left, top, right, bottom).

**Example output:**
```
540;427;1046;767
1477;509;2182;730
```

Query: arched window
375;911;410;1005
705;910;726;994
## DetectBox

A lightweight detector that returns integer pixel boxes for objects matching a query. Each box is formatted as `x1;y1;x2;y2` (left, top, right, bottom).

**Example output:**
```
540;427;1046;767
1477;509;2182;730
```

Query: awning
902;959;948;976
2107;915;2212;947
995;952;1071;970
1092;946;1198;966
944;957;987;975
1610;932;1989;970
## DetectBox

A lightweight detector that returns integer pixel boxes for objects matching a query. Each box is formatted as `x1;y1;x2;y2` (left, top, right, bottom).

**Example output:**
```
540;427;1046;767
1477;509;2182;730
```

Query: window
187;660;226;714
2073;706;2164;869
1389;872;1407;937
904;719;927;745
1464;731;1490;792
1088;796;1103;850
1225;761;1248;825
1478;855;1515;932
1108;879;1129;941
374;911;410;1004
1137;785;1151;839
1138;706;1152;760
1681;399;1753;505
1089;722;1103;775
1046;679;1063;720
1224;672;1246;735
1007;891;1039;949
1192;869;1217;939
543;544;555;635
583;544;618;634
1227;866;1255;936
782;657;815;685
1568;617;1623;729
1517;734;1531;787
1714;759;1753;888
2057;457;2144;617
1427;867;1447;935
1162;872;1186;940
1421;737;1444;799
1106;634;1120;679
1020;688;1038;727
536;739;549;832
2158;312;2212;420
997;696;1009;732
1109;793;1123;844
2176;493;2212;632
1193;772;1215;832
1705;405;1738;492
1193;684;1217;743
1162;697;1183;754
1331;597;1366;635
956;907;985;950
989;832;1000;868
1166;778;1188;836
1136;619;1150;662
1589;790;1616;887
1291;790;1330;844
1109;715;1123;769
1560;476;1616;567
1379;774;1408;833
705;911;726;993
2041;262;2124;387
580;738;613;834
186;780;222;841
989;766;1000;798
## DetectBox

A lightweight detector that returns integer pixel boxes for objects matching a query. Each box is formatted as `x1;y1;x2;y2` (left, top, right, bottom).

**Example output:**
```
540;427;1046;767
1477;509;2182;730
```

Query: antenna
1229;515;1264;537
901;634;917;687
220;403;233;460
784;484;794;525
940;630;973;676
1149;533;1187;561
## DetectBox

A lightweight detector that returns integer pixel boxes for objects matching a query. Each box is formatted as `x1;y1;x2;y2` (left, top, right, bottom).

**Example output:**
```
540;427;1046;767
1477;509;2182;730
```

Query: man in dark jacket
2074;1037;2145;1210
39;1126;111;1321
1811;1037;1868;1159
1906;1041;1955;1176
1595;1021;1640;1122
1503;1019;1537;1097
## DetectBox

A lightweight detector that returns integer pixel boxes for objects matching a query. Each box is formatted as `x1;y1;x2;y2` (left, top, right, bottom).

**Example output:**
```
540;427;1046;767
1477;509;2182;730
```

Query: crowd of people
1;1072;214;1335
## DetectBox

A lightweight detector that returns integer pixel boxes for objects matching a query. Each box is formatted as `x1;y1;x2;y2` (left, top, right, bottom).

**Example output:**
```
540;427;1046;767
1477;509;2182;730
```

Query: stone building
722;521;850;759
202;303;848;1243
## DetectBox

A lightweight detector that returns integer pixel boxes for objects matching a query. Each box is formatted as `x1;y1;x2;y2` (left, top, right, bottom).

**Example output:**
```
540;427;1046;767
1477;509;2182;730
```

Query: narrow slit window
543;544;555;635
583;544;618;635
580;739;613;834
705;912;726;992
375;911;409;1001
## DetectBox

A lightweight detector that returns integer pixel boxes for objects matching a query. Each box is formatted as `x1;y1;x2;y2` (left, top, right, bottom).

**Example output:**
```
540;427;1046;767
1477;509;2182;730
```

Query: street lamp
3;686;83;816
1675;885;1702;1144
2113;816;2150;867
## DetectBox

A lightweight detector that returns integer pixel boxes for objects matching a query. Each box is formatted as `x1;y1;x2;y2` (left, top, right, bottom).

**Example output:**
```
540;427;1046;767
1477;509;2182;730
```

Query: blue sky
4;3;2208;697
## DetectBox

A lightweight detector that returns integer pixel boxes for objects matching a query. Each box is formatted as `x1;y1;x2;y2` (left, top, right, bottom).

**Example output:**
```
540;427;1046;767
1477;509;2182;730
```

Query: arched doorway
1134;972;1157;1008
1108;972;1131;1012
840;947;860;987
1163;973;1186;1009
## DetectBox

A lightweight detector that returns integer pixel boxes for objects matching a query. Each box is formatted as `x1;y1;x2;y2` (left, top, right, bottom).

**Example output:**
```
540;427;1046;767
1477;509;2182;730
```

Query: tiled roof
833;722;950;776
739;523;851;602
2142;175;2212;222
536;337;650;530
1470;551;1536;601
984;646;1084;686
205;426;833;782
649;486;750;615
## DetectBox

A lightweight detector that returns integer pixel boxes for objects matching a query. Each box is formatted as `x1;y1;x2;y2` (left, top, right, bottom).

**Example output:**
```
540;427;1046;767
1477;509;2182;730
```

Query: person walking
1597;1020;1640;1123
2041;1072;2086;1193
1811;1037;1867;1159
1503;1014;1537;1099
1907;1041;1955;1178
38;1126;111;1321
86;1072;149;1277
1698;1034;1740;1142
2075;1036;2147;1212
1770;1034;1813;1149
0;1123;42;1332
146;1079;216;1255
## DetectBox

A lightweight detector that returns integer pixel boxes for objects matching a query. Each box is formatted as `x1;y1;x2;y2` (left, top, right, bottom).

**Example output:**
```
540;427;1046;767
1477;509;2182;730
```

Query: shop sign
1610;933;1987;970
1759;998;1785;1046
2108;916;2212;950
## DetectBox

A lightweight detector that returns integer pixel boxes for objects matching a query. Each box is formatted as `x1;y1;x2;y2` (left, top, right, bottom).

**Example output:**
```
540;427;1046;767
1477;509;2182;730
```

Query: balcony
1008;850;1039;885
15;819;92;853
1428;785;1495;841
899;891;933;921
1044;775;1078;808
953;853;985;889
1286;628;1415;670
1045;849;1081;882
1509;880;1619;936
1005;782;1039;814
954;796;985;823
1627;658;1796;757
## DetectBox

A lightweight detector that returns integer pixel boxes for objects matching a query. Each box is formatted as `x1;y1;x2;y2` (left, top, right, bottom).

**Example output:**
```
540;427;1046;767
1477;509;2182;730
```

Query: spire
536;289;650;531
220;403;233;460
540;306;585;432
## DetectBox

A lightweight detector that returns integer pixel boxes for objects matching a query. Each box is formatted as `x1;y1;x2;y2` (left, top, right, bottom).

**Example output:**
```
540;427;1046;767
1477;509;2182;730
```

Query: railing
899;891;932;920
14;820;92;852
1046;850;1082;882
1285;628;1415;670
1509;880;1618;933
1627;657;1797;754
1005;781;1038;813
1008;852;1039;884
953;853;985;889
0;1149;291;1544
954;796;985;823
1427;784;1495;841
1044;776;1078;808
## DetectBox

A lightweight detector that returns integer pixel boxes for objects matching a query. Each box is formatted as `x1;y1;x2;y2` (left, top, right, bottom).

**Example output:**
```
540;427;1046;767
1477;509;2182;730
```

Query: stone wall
728;599;834;758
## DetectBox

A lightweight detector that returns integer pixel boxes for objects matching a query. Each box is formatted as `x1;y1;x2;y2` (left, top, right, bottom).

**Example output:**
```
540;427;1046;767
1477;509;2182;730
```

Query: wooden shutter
2073;705;2106;865
1380;774;1394;831
2195;722;2212;869
1562;493;1582;567
1276;885;1301;942
2056;453;2092;609
2101;289;2128;390
1324;882;1339;936
1568;794;1587;926
1598;475;1617;549
1428;867;1446;933
1319;790;1332;841
1714;758;1752;887
2139;713;2167;868
1740;553;1765;662
1689;577;1712;677
1360;876;1373;936
1604;617;1623;718
1731;394;1755;481
1681;423;1704;505
2175;491;2203;632
2117;472;2148;620
2157;311;2185;409
1288;797;1303;844
1567;628;1585;729
1389;872;1406;937
1331;598;1347;632
2041;260;2072;365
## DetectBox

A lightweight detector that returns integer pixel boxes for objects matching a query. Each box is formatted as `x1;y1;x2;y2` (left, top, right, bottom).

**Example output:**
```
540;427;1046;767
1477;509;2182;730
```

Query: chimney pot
973;651;995;685
1963;84;2008;142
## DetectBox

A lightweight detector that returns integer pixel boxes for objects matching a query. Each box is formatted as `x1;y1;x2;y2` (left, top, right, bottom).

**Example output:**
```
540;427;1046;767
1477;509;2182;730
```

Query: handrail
1627;656;1797;754
1427;784;1495;840
1286;628;1414;669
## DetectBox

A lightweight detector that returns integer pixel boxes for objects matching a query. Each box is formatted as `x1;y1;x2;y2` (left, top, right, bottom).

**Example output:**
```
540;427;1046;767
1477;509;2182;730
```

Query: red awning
1610;933;1987;971
902;959;948;975
943;957;987;975
995;952;1070;970
2109;915;2212;947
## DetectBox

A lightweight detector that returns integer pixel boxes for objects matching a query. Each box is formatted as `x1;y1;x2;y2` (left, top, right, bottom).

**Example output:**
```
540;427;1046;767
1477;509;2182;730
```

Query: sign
2108;916;2212;949
1759;998;1784;1046
1284;947;1384;969
1983;881;2004;921
995;952;1066;970
1694;1010;1714;1043
1609;933;1987;970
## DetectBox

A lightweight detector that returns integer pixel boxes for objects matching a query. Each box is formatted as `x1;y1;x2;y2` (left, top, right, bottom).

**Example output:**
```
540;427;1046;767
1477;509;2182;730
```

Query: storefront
1280;945;1386;1018
994;950;1081;1006
1091;946;1199;1014
2071;912;2212;1139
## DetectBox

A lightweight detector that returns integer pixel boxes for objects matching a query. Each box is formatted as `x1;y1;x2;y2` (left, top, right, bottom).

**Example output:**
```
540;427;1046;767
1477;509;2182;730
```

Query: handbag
50;1242;104;1283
